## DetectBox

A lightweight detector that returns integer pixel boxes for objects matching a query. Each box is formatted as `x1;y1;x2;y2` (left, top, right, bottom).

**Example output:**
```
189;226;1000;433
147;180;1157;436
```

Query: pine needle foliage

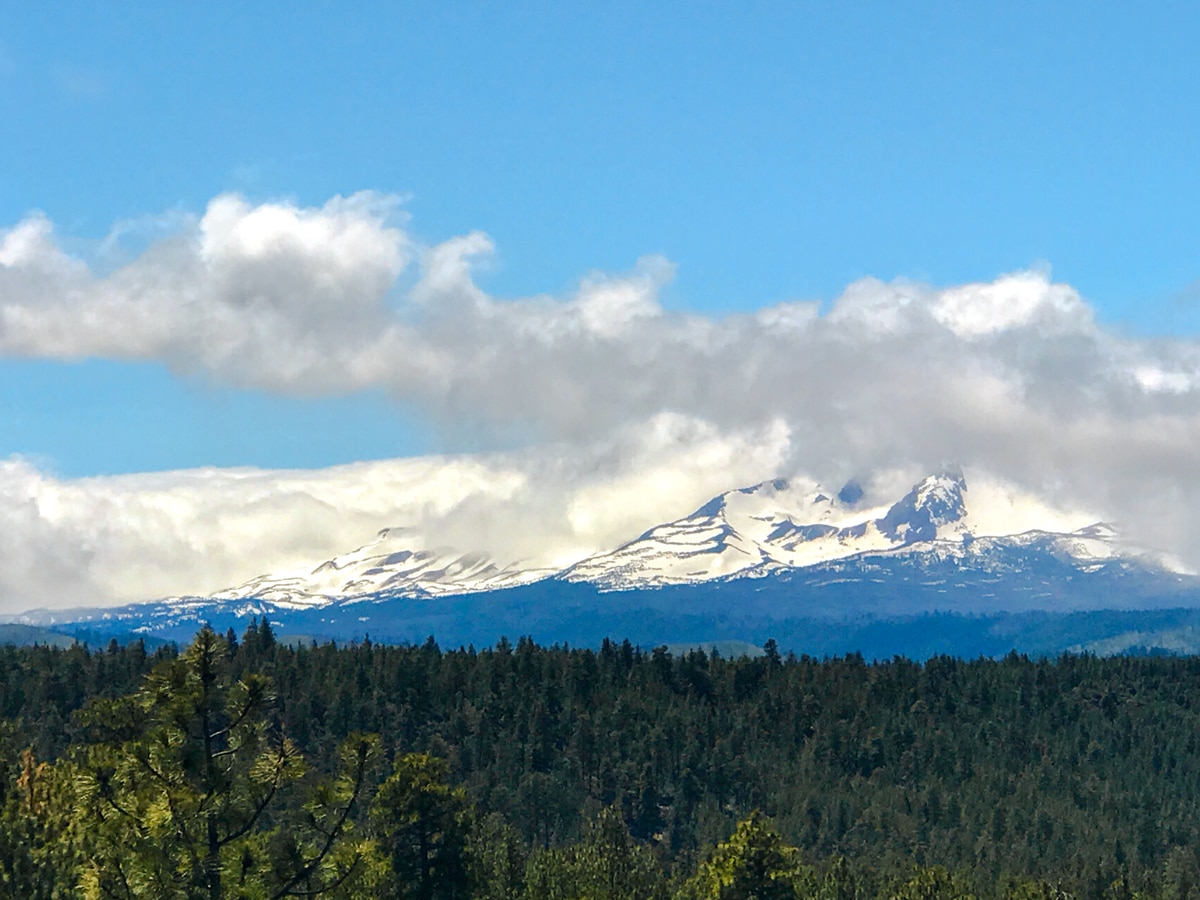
71;626;378;899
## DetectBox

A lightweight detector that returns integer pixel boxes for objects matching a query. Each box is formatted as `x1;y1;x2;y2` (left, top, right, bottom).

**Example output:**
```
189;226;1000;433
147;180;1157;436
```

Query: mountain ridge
12;470;1199;649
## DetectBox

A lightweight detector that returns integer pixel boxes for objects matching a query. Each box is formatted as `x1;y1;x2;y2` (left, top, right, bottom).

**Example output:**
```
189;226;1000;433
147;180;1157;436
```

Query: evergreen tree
892;866;975;900
371;753;472;900
521;807;666;900
677;812;815;900
0;745;80;899
467;813;527;900
72;627;377;899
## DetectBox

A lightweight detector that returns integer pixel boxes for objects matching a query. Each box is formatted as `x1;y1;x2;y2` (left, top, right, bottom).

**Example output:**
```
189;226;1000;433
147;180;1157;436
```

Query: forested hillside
2;625;1200;897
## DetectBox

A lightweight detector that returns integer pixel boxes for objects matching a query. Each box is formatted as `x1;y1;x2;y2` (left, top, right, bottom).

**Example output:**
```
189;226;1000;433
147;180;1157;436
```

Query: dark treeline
2;623;1200;897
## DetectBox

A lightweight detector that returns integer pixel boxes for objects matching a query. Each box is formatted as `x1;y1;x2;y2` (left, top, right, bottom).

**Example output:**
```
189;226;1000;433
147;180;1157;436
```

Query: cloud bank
4;193;1200;608
0;417;789;609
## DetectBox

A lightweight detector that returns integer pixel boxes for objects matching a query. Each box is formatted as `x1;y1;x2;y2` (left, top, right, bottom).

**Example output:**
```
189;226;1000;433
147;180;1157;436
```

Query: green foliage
996;880;1074;899
467;812;527;900
1161;846;1200;900
0;745;80;899
522;807;667;900
677;811;814;900
5;633;1200;896
371;753;472;899
890;865;975;899
71;627;378;899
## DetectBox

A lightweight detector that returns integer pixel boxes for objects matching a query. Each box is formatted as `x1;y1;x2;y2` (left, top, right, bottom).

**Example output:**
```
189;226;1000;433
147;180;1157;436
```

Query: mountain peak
190;467;1171;612
688;477;797;518
738;478;791;496
878;470;968;544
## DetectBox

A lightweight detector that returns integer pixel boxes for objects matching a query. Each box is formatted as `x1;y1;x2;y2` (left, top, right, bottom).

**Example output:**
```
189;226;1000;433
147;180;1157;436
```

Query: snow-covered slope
213;527;554;607
561;477;874;587
561;470;1026;589
32;470;1188;632
204;469;1187;604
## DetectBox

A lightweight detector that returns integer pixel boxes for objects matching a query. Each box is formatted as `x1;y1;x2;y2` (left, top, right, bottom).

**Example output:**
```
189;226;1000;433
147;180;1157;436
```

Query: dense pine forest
3;624;1200;897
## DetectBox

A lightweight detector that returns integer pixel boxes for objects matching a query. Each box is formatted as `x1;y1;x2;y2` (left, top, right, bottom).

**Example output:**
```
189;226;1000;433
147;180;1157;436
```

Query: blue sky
3;1;1200;476
11;3;1200;610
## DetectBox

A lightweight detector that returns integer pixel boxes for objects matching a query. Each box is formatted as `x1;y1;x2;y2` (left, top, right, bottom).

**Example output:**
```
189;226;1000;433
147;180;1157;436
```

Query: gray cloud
4;193;1200;605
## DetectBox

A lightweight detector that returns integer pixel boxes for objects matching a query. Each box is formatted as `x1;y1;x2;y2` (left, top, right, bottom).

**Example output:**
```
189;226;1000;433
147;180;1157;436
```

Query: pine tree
0;745;80;899
676;812;815;900
72;626;378;899
371;753;473;900
467;812;527;900
521;807;666;900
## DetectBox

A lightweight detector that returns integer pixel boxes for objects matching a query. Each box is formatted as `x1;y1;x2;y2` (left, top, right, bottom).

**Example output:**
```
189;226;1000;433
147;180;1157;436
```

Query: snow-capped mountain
557;470;1179;592
208;471;977;603
15;470;1200;651
562;472;975;588
203;468;1179;605
212;527;554;608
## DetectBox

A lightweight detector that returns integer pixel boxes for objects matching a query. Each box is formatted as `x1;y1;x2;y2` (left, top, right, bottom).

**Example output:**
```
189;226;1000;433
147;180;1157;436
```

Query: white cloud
570;256;672;338
0;193;408;390
0;214;77;271
931;271;1091;338
5;193;1200;605
0;416;789;611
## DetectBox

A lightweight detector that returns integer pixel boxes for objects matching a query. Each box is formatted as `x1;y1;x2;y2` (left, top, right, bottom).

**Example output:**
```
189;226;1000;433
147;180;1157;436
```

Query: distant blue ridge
43;570;1200;661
